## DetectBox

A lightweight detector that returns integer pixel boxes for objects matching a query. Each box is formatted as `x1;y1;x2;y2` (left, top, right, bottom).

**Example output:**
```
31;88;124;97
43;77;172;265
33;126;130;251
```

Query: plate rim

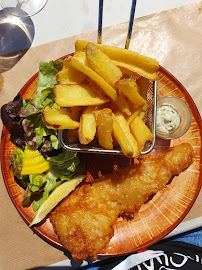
1;60;202;257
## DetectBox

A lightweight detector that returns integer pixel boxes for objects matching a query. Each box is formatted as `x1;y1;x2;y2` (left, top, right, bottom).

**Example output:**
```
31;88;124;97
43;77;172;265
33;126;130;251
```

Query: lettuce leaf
47;149;80;178
34;88;56;110
4;59;86;212
21;148;84;211
22;170;57;210
21;114;57;149
9;147;24;179
1;95;26;147
31;171;58;211
34;61;62;110
18;99;39;117
50;135;60;149
33;114;56;147
37;61;58;91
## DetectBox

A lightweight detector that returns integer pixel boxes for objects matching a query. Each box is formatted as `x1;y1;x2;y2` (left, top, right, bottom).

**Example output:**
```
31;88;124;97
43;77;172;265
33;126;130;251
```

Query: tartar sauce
156;104;181;134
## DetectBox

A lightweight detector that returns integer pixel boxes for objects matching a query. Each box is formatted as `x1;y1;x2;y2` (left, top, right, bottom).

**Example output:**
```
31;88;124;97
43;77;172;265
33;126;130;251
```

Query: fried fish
50;143;193;261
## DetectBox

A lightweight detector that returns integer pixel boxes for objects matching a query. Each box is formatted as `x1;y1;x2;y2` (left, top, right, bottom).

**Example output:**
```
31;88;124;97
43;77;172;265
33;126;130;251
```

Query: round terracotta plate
1;64;202;258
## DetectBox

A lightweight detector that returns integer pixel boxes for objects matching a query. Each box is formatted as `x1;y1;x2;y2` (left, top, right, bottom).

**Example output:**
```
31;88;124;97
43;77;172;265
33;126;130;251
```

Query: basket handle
97;0;137;49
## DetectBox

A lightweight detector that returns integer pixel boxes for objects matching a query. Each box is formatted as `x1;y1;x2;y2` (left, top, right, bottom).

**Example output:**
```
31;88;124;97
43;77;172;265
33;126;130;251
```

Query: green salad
1;60;85;212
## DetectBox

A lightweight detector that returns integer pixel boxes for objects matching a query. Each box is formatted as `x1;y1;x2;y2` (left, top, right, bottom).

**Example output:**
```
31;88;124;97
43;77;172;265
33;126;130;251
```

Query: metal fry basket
58;0;157;156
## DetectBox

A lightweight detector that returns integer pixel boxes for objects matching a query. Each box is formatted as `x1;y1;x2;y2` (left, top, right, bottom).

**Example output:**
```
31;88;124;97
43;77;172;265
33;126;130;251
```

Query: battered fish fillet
50;143;193;261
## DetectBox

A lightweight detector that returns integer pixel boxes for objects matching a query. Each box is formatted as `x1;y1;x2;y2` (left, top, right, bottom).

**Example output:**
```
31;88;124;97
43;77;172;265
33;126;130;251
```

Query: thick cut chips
69;55;117;101
96;108;113;150
75;40;159;80
113;111;140;158
56;68;86;85
126;107;142;125
54;84;109;107
115;91;131;116
42;40;158;158
86;43;122;86
42;106;80;130
130;116;154;150
116;78;146;106
73;51;88;65
136;77;150;100
78;106;97;145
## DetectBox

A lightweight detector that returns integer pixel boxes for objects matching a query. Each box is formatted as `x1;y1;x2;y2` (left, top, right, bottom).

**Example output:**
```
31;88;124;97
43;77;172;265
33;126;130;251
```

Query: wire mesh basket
58;80;157;156
58;0;157;156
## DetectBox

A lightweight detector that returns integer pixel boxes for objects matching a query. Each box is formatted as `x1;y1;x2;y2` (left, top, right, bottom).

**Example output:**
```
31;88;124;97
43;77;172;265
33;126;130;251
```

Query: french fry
73;51;88;65
56;69;74;84
86;43;122;86
138;110;146;120
112;60;157;81
127;100;139;112
94;107;112;121
42;106;79;130
75;40;159;80
41;40;158;158
56;68;86;85
115;91;131;116
130;116;154;150
136;77;150;100
113;111;140;158
118;66;139;78
78;106;97;145
69;56;117;101
62;55;72;69
126;103;148;124
141;103;147;111
116;78;146;106
87;78;109;99
57;54;87;84
54;84;109;107
75;40;88;52
126;108;141;125
68;106;85;121
97;108;113;150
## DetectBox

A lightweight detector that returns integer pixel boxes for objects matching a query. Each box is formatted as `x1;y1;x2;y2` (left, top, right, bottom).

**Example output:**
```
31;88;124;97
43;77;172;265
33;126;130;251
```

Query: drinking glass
0;0;48;17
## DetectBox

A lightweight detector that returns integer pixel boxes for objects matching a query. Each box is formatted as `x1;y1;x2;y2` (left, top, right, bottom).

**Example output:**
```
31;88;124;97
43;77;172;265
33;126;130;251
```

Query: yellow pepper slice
21;145;50;175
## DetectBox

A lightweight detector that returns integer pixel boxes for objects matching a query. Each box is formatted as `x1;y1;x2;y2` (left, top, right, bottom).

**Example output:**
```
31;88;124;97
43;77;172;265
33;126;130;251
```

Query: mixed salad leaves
1;60;85;212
